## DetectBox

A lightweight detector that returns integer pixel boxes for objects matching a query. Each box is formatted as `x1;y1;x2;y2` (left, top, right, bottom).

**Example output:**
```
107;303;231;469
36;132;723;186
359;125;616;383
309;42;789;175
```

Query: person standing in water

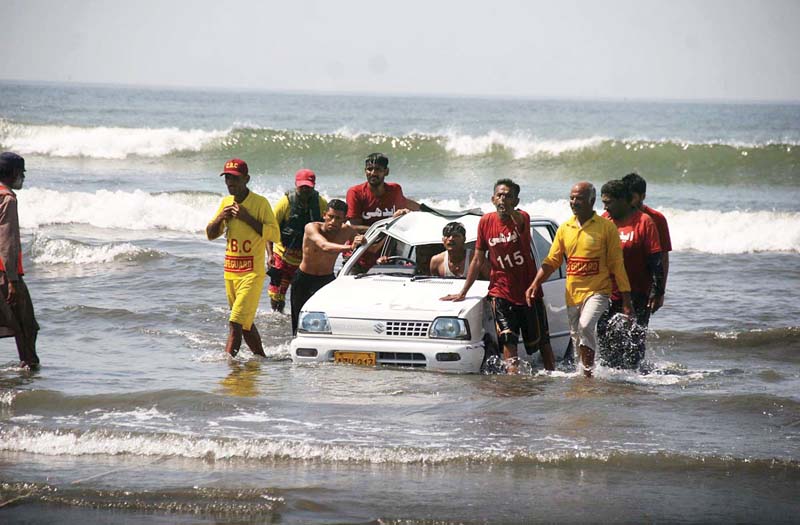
442;179;555;373
622;172;672;313
0;152;40;368
598;179;664;369
526;182;632;377
207;159;280;357
267;169;327;313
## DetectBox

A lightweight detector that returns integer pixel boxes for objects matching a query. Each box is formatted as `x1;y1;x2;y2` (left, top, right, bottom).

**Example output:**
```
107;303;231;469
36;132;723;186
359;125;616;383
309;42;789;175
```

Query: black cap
0;152;25;173
365;152;388;168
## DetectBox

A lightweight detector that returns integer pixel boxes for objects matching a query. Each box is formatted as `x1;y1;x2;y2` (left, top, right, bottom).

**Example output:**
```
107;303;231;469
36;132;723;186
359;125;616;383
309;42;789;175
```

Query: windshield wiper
411;275;465;281
354;272;413;279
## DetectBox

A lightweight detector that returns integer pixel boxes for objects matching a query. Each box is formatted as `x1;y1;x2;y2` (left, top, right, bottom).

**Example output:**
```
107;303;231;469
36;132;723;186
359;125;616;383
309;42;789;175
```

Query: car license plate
334;351;377;366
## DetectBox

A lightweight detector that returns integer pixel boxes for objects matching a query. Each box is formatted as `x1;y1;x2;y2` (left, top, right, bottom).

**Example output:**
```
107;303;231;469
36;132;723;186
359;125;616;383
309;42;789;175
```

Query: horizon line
2;77;799;106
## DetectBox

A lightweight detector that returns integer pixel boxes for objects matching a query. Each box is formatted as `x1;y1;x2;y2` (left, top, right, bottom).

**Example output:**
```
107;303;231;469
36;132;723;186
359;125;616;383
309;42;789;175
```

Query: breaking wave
2;120;798;185
1;426;798;469
18;188;221;232
15;188;800;253
0;119;228;159
29;236;163;265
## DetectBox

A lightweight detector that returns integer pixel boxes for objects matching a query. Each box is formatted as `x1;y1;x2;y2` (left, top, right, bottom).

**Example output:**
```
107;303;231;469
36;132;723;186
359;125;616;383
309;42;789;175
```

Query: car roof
372;210;484;246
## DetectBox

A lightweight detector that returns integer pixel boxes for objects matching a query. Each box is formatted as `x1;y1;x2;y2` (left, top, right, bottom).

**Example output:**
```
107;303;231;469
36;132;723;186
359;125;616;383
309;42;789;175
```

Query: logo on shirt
362;207;396;221
566;256;600;276
619;231;634;243
225;255;254;273
487;230;519;247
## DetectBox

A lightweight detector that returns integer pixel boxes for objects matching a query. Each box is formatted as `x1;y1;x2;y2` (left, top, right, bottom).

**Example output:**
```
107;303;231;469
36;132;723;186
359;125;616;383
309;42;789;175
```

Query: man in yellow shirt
267;169;327;313
207;158;280;357
526;182;632;377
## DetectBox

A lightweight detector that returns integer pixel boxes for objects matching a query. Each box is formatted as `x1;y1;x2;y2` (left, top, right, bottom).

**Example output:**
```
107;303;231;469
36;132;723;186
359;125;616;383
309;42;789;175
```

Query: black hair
327;198;348;215
622;172;646;195
0;152;25;180
494;178;520;198
442;221;466;237
601;179;631;201
365;153;389;168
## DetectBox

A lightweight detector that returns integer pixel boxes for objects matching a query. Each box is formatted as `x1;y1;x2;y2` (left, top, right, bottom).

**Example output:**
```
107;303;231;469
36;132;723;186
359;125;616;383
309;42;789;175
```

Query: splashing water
598;313;649;370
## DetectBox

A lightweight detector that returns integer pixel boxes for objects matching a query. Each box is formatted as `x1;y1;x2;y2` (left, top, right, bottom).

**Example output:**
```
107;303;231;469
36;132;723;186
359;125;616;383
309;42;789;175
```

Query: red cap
295;168;316;188
220;158;248;177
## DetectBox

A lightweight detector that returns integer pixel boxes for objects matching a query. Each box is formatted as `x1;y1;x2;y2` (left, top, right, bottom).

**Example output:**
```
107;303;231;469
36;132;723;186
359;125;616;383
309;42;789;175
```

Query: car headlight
429;317;470;340
299;312;331;334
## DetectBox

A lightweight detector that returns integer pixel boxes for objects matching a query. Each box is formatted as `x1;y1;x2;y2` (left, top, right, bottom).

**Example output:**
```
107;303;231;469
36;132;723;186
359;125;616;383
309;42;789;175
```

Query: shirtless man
291;199;364;334
429;221;489;280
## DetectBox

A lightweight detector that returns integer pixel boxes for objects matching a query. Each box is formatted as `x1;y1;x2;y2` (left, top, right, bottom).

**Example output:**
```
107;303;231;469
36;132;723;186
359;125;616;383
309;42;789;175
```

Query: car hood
301;276;490;320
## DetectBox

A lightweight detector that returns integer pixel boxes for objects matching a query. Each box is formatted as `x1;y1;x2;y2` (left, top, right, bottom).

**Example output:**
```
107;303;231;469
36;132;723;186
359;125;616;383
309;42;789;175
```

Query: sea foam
1;426;795;468
664;208;800;254
29;236;160;265
0;120;228;159
495;199;800;254
14;189;800;253
19;188;220;232
442;131;607;158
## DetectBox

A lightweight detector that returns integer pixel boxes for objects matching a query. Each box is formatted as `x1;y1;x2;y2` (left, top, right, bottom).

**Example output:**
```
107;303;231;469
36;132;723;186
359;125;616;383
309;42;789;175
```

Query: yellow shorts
225;274;265;331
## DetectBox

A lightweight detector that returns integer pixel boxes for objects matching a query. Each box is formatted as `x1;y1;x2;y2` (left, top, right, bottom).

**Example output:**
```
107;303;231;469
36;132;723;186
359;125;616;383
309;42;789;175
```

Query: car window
532;224;564;280
346;232;417;276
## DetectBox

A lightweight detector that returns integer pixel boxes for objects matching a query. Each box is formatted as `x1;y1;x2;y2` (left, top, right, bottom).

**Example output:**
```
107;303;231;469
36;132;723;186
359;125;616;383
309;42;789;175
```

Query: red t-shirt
476;210;537;305
603;210;662;298
641;204;671;252
346;182;407;227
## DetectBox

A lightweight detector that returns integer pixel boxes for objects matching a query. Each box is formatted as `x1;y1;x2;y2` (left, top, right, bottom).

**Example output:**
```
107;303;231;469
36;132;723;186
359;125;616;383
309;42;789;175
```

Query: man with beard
442;180;555;373
526;182;632;377
291;199;363;335
346;153;420;233
598;179;664;369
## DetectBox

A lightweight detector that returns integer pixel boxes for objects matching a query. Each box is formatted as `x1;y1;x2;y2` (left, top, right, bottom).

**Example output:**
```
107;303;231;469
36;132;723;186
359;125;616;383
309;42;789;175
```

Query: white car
290;209;570;373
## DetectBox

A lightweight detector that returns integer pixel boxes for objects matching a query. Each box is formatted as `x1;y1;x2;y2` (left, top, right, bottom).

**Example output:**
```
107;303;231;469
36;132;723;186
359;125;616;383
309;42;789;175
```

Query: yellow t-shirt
210;191;280;280
542;213;631;307
273;193;328;266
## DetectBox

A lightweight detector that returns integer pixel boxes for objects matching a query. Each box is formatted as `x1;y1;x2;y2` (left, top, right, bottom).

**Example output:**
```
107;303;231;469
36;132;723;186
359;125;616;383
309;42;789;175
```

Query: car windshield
345;232;445;277
343;228;482;278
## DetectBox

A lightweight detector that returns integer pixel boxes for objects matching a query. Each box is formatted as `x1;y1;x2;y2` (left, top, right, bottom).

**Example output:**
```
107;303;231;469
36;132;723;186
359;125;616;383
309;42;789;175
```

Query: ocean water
0;81;799;524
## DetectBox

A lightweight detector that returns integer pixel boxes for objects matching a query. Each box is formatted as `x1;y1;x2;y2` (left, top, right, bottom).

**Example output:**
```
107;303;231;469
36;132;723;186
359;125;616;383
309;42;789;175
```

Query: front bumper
290;335;486;373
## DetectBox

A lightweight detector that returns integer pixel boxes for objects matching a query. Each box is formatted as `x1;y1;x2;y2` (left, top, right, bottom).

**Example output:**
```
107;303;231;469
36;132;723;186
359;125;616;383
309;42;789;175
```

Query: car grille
378;352;427;368
383;321;431;337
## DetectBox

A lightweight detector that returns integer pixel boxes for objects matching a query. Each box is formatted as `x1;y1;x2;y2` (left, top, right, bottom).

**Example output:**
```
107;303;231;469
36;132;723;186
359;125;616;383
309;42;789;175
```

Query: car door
530;220;571;360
